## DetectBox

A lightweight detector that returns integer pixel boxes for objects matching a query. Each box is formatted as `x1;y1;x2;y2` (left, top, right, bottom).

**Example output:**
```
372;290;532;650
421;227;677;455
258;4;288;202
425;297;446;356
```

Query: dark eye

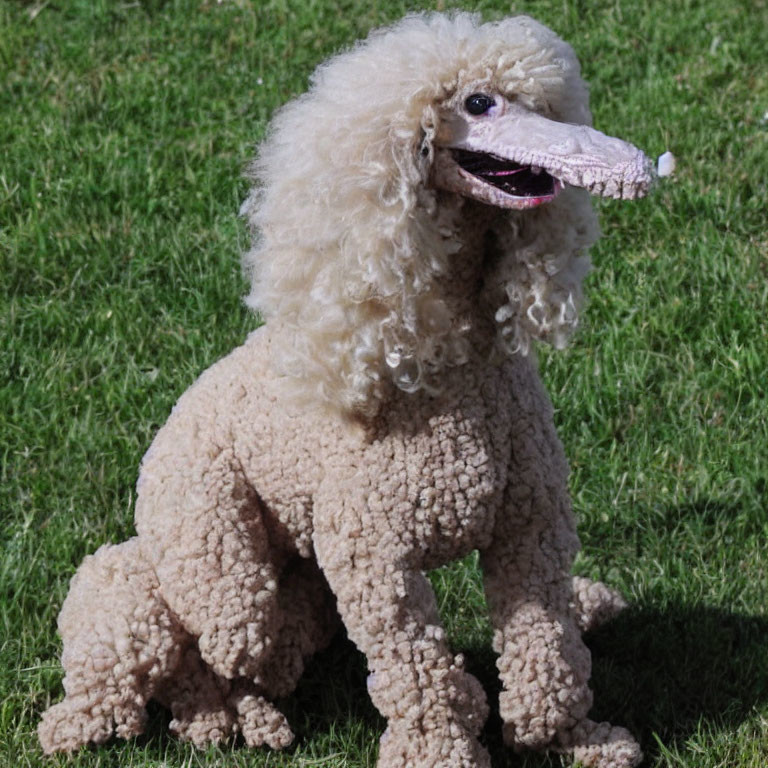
465;93;495;115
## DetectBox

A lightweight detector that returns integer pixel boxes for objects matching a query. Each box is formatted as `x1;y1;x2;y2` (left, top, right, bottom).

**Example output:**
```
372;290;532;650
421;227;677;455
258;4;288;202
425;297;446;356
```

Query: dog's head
243;13;653;418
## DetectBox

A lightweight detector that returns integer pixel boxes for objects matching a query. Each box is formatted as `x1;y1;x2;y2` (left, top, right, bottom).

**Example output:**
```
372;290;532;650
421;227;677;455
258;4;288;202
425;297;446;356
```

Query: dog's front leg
314;476;490;768
480;505;640;767
479;372;641;768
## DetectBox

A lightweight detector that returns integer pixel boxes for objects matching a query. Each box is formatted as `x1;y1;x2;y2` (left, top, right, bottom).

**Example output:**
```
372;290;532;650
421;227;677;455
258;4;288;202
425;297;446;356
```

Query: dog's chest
371;380;512;567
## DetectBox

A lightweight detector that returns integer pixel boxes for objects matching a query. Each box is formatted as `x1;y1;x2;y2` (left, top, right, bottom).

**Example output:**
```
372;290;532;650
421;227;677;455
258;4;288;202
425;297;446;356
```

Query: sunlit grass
2;0;767;765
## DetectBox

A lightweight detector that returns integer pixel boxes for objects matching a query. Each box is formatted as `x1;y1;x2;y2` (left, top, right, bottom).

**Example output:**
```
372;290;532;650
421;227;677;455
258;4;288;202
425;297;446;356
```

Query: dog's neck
433;194;503;354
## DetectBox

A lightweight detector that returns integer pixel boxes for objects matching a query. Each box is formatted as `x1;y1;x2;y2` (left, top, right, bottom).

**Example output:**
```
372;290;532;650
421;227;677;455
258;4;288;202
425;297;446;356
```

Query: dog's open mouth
452;149;561;200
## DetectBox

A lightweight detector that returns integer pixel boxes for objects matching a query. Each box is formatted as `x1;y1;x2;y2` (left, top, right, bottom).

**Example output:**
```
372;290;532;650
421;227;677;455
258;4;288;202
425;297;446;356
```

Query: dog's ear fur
417;102;440;185
243;13;599;418
484;187;599;357
241;21;464;418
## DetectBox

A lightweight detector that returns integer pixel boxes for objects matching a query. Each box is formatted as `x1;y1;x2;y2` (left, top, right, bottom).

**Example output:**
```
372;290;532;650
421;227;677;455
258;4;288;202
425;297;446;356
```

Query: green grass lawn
2;0;767;766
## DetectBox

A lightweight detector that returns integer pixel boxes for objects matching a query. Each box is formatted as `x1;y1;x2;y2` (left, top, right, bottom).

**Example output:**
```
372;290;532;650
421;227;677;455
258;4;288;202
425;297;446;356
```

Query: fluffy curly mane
241;12;599;417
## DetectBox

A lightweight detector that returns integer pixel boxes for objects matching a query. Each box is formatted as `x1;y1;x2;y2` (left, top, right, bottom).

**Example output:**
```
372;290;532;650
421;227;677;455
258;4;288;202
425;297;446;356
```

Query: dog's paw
559;720;642;768
377;721;491;768
230;686;294;750
570;576;628;634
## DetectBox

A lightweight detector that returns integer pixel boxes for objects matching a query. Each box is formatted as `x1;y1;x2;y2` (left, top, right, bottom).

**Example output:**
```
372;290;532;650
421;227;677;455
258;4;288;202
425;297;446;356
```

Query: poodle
39;12;655;768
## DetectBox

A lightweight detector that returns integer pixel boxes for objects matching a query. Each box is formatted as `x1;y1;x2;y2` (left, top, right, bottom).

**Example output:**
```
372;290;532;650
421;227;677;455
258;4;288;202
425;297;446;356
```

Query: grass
1;0;767;765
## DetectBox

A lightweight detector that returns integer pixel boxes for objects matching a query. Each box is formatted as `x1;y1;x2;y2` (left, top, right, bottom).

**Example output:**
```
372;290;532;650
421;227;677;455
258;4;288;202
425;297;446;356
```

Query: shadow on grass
281;600;768;767
130;601;767;766
584;603;768;765
474;602;768;766
281;631;383;739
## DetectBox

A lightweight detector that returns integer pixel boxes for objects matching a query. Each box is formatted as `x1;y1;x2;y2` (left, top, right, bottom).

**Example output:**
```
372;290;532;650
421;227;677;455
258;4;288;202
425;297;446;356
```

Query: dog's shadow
282;601;768;766
582;602;768;766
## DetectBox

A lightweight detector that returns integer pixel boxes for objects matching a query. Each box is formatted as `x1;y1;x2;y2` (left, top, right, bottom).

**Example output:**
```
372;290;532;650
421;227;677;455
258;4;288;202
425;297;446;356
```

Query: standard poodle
39;12;654;768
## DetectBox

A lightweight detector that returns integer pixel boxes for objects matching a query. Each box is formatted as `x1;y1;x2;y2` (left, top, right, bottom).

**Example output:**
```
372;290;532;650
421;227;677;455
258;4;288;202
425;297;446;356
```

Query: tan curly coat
40;13;654;768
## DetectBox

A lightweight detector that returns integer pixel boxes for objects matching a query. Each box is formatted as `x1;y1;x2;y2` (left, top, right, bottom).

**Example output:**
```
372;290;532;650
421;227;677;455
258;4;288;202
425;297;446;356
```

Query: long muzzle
441;103;655;200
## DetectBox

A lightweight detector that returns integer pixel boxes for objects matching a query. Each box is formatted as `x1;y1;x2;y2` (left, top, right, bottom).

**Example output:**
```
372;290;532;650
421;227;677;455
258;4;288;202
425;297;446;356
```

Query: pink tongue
485;167;527;177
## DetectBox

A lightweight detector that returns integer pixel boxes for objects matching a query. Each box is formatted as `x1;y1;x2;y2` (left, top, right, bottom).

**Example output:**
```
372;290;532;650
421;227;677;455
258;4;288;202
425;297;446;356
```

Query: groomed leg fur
255;557;340;699
135;439;286;683
38;538;185;753
38;536;323;754
570;575;627;635
314;467;491;768
480;363;641;768
156;648;294;749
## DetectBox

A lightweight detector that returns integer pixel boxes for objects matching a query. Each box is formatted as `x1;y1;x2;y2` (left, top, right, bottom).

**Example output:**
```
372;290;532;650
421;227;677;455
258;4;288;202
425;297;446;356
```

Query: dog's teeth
531;166;542;175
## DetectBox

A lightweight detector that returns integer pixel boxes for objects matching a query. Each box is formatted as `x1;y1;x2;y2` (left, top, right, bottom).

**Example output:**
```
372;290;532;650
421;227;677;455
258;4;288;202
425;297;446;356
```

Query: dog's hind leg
254;556;340;700
155;640;296;749
155;644;238;747
218;557;340;751
38;538;185;753
156;558;337;751
135;438;286;684
570;575;627;634
227;679;295;749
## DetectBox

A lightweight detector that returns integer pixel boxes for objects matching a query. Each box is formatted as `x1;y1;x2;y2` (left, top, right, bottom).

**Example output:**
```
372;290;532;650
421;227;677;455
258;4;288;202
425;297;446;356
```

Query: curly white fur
241;12;598;417
40;13;648;768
